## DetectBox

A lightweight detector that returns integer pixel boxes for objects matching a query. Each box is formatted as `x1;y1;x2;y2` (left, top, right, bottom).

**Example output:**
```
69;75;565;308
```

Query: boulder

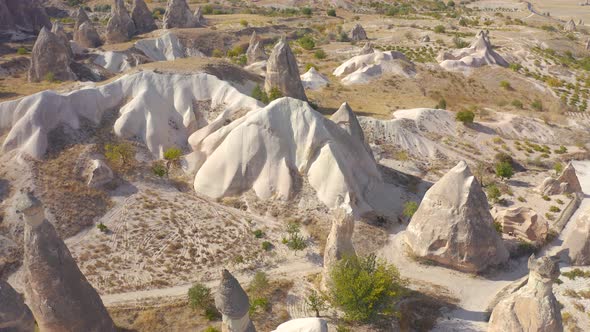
538;162;582;196
564;19;577;31
321;209;355;292
562;208;590;265
272;318;328;332
358;42;374;55
51;21;73;58
214;269;256;332
131;0;157;34
106;0;136;44
438;30;508;71
404;161;509;272
421;35;430;43
16;191;116;332
488;255;562;332
74;8;102;48
300;67;329;90
0;280;35;332
350;23;368;41
264;37;308;101
246;31;268;64
0;0;51;37
28;27;76;82
162;0;199;29
493;207;549;244
86;159;114;188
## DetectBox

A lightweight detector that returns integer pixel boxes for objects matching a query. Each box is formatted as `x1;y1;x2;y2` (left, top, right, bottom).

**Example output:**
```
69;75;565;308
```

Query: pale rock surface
421;35;431;43
0;280;35;332
350;23;368;41
404;161;509;272
0;0;51;38
564;19;577;31
245;60;267;76
321;208;355;291
17;192;116;332
333;50;415;85
106;0;136;44
131;0;157;34
214;269;255;332
272;318;328;332
562;208;590;265
163;0;199;29
51;22;72;58
488;255;563;332
438;30;508;71
538;162;583;196
300;67;329;90
358;42;374;55
330;102;372;157
0;234;19;274
27;27;76;82
493;207;548;244
264;37;308;101
246;31;268;64
86;159;114;188
74;8;102;48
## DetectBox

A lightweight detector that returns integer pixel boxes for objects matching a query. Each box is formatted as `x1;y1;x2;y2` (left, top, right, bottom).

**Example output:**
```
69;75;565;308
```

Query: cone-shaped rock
350;23;368;41
106;0;136;44
163;0;199;29
131;0;157;34
28;27;76;82
404;161;509;272
51;22;73;58
321;209;355;292
265;37;307;101
194;6;204;25
538;162;582;195
17;192;116;332
488;255;562;332
0;0;51;35
562;208;590;265
75;7;91;30
0;280;35;332
358;42;374;55
564;19;576;31
246;31;268;64
214;269;256;332
74;8;102;48
438;30;508;70
331;102;366;144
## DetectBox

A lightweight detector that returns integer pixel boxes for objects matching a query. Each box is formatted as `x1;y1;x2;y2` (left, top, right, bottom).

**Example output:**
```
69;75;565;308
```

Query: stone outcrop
0;280;35;332
74;8;102;48
28;27;76;82
0;0;51;37
488;255;563;332
264;37;308;101
51;22;73;58
350;23;368;41
564;19;577;31
272;318;328;332
131;0;157;34
421;35;431;43
331;102;373;157
538;162;583;196
586;39;590;51
246;31;268;64
214;269;256;332
162;0;200;29
16;191;116;332
87;159;114;188
321;209;355;291
438;30;509;71
493;207;549;244
358;42;374;55
562;208;590;265
405;161;509;272
106;0;136;44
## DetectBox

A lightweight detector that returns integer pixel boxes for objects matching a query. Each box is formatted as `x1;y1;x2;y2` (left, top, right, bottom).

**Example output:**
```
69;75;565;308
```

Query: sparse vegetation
305;290;328;317
327;8;336;17
188;282;221;321
402;201;419;219
495;162;514;180
97;222;108;232
455;110;475;124
105;142;134;168
283;221;307;252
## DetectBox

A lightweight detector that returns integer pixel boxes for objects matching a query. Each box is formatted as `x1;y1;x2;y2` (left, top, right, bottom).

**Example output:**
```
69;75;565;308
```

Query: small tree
486;184;501;203
402;201;418;219
105;142;134;167
435;98;447;110
164;147;182;170
327;8;336;17
188;283;220;321
249;271;269;299
495;161;514;180
298;35;316;50
456;110;475;124
305;290;328;317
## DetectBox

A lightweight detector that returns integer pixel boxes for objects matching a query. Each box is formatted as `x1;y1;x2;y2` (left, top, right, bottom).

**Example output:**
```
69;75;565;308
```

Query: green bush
284;222;307;252
495;161;514;180
435;98;447;110
556;199;564;205
202;5;214;14
188;283;221;321
251;84;269;103
456;110;475;124
97;222;108;232
511;99;523;109
486;184;501;203
531;100;543;111
152;162;167;177
493;221;503;234
314;49;327;59
249;297;270;315
253;229;265;238
542;195;551;201
305;290;328;317
240;19;249;27
452;37;468;48
203;327;220;332
249;271;269;297
94;4;111;12
305;63;318;72
302;7;312;16
105;142;134;167
495;152;513;164
554;145;567;154
268;87;283;101
164;147;182;161
262;241;272;251
329;254;405;322
212;49;224;58
434;25;446;33
16;47;27;55
500;80;512;90
298;35;316;50
549;206;561;213
327;8;337;17
554;162;563;174
152;7;165;19
402;201;418;219
227;46;245;57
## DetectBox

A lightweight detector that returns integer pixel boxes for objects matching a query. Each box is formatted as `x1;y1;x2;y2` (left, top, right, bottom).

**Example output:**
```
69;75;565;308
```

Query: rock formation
0;280;35;332
131;0;157;34
437;30;509;71
87;159;114;188
321;209;355;291
272;318;328;332
421;35;430;43
214;269;256;332
300;67;329;90
358;42;374;55
16;191;116;332
333;50;415;85
350;23;368;41
28;27;76;82
586;39;590;51
562;208;590;265
246;31;268;64
493;207;549;244
0;0;51;37
488;255;563;332
51;22;73;58
564;19;577;31
74;8;102;48
405;161;509;272
106;0;136;44
538;162;583;196
162;0;200;29
264;37;308;101
194;6;204;24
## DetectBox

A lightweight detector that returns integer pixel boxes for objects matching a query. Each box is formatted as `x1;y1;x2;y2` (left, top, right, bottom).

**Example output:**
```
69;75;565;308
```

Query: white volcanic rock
246;31;268;64
74;8;102;48
488;255;562;332
131;0;157;34
358;42;374;55
562;208;590;265
330;102;372;158
538;162;583;196
27;27;76;82
350;23;368;41
0;71;260;159
493;207;548;244
321;209;355;291
105;0;136;44
300;67;329;90
0;280;35;332
163;0;199;29
564;19;577;31
190;97;398;217
17;192;116;332
333;50;415;85
245;60;267;76
438;30;508;71
214;269;256;332
86;159;114;188
404;161;509;272
272;318;328;332
265;37;307;101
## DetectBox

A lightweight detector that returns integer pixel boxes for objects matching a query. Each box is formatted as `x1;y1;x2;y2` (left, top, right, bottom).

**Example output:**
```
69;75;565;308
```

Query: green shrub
97;223;108;232
305;63;318;72
284;221;307;252
329;254;405;322
518;196;526;202
305;290;328;317
16;47;27;55
203;327;220;332
94;4;111;12
495;161;514;180
327;8;336;17
202;4;213;14
251;84;269;103
105;142;134;167
434;25;446;33
212;49;224;58
452;37;468;48
495;152;513;164
268;87;283;101
456;110;475;124
227;45;245;57
554;145;567;154
302;7;312;16
240;19;248;27
500;80;512;90
435;98;447;109
152;162;167;177
249;271;269;297
542;195;551;201
554;162;563;174
314;49;327;59
402;201;418;219
511;99;523;109
44;72;56;83
486;184;501;203
549;206;561;213
188;283;221;321
298;35;315;50
531;100;543;111
556;199;564;205
249;297;270;315
493;221;503;234
163;147;182;161
262;241;272;251
253;229;265;238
